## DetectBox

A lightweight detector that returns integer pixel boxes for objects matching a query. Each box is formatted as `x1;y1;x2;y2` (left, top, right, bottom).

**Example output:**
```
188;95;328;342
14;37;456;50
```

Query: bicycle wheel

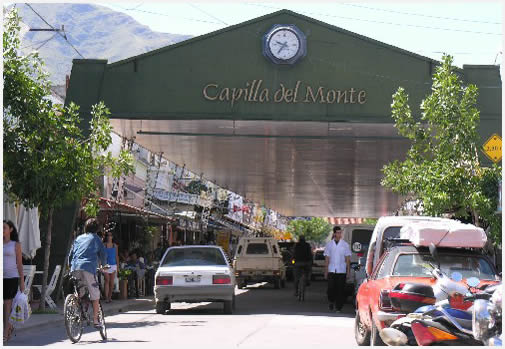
64;294;83;343
298;275;305;302
98;302;107;340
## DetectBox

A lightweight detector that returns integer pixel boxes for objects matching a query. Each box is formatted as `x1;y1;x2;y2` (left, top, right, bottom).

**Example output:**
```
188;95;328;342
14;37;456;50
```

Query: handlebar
464;293;492;302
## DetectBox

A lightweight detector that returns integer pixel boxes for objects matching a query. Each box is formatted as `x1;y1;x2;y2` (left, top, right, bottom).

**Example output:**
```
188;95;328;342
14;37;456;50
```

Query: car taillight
213;275;231;284
379;289;393;311
411;321;458;346
449;293;473;311
156;276;173;286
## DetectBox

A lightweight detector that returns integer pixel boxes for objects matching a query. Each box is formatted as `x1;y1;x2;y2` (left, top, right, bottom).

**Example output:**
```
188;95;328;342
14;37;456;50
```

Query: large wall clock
262;24;307;65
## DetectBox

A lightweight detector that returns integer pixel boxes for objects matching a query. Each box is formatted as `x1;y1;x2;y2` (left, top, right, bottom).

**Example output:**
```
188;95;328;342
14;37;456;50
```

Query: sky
101;1;503;68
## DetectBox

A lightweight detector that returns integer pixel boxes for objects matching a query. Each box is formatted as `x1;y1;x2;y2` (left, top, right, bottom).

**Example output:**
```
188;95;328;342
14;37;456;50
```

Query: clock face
268;29;300;60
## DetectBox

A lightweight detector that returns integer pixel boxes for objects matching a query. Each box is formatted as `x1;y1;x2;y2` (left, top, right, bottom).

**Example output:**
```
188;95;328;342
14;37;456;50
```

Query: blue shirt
69;233;107;275
105;246;117;265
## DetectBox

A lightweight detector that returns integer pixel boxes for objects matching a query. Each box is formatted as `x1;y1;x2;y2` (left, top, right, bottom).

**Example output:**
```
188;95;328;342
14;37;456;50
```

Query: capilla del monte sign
203;80;367;107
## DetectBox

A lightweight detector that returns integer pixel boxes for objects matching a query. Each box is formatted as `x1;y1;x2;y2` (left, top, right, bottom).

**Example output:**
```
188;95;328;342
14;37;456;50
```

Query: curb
15;298;154;334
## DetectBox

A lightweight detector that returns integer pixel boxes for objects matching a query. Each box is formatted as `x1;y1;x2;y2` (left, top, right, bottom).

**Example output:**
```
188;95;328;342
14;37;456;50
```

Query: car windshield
383;226;402;240
315;251;325;260
246;243;269;254
162;248;227;267
392;253;497;280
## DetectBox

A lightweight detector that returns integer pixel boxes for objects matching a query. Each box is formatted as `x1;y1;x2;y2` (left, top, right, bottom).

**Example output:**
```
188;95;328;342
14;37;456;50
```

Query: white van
233;237;286;289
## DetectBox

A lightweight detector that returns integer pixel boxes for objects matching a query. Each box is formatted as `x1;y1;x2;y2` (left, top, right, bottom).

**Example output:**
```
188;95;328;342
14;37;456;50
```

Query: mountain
9;3;192;87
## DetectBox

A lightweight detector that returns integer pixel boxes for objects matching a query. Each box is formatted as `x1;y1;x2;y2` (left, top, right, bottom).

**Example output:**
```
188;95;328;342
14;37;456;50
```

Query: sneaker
328;303;334;311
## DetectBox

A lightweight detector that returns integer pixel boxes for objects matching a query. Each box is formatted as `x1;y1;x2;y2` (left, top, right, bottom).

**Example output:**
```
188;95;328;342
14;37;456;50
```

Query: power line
20;33;55;50
339;3;501;25
108;4;224;25
188;3;229;26
242;3;502;36
35;33;58;50
25;3;85;58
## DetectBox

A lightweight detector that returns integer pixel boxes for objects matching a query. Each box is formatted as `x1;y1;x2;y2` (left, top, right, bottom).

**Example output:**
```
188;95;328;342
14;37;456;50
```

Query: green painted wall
66;10;501;138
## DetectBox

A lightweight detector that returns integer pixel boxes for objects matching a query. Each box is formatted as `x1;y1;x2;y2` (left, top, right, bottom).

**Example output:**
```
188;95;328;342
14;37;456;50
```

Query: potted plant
117;269;132;300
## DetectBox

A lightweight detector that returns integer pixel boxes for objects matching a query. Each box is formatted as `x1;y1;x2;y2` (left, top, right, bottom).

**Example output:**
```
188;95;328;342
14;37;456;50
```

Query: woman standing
103;232;119;303
3;220;24;342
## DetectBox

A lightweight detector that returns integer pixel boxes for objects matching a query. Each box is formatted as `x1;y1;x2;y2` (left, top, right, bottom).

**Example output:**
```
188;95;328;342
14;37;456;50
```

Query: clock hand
277;41;290;54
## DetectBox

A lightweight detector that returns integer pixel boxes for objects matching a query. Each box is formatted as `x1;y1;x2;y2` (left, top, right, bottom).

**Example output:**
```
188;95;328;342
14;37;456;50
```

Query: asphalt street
8;279;357;348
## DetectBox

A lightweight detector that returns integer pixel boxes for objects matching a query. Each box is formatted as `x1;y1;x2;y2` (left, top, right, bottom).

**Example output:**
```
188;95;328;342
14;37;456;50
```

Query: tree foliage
381;54;501;244
3;8;135;309
287;217;332;244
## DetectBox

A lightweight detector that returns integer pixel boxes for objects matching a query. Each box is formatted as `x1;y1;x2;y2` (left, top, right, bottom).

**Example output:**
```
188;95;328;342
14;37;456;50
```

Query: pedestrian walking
324;226;351;313
3;220;25;342
103;231;119;303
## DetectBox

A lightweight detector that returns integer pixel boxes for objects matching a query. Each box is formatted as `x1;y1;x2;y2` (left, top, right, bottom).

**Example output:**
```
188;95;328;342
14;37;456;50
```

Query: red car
354;243;500;345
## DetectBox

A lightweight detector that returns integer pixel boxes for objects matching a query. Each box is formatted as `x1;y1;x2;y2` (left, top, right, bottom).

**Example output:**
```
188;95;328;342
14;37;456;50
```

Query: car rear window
162;248;227;267
246;243;269;255
392;253;497;280
315;251;325;260
351;229;373;251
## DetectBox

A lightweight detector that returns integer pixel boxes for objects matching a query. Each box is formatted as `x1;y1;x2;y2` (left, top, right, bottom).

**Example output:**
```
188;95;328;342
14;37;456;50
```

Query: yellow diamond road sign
483;133;502;163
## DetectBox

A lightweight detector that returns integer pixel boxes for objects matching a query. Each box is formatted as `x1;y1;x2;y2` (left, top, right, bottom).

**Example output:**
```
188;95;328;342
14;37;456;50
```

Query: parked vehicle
473;283;502;345
379;244;502;346
363;216;455;284
354;242;500;345
233;237;286;289
311;248;325;280
154;245;236;314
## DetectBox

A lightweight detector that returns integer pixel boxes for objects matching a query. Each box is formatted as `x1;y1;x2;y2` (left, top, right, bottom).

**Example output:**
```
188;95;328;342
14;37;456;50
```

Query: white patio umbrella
16;205;41;259
3;194;41;259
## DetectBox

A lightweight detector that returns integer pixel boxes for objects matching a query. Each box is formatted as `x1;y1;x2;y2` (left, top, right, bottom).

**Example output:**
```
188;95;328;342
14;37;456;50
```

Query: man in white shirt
324;226;351;312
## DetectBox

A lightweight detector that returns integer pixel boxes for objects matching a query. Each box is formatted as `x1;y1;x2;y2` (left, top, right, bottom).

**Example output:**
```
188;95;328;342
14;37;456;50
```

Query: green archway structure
66;9;502;219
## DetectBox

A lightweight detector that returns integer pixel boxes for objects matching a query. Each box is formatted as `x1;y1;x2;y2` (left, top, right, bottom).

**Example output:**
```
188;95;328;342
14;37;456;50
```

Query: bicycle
297;272;306;302
64;267;108;343
294;263;310;302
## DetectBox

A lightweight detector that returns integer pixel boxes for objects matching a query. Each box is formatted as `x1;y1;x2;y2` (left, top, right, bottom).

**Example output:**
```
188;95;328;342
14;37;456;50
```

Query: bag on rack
9;291;32;327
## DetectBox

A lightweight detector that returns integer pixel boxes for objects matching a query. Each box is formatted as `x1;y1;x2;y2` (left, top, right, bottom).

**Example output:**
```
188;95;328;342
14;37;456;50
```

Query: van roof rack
384;238;412;250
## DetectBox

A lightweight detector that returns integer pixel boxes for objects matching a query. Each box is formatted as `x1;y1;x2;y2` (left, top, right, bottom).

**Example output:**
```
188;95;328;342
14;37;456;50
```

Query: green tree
3;9;135;310
381;54;501;244
287;217;332;244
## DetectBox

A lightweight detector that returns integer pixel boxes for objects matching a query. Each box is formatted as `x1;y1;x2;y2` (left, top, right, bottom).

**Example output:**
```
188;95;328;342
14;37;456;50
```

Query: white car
154;245;236;314
311;248;326;279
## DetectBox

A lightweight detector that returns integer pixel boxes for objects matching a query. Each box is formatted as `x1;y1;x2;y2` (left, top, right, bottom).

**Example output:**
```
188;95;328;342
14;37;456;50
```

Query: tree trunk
472;209;480;227
40;207;54;311
55;204;81;303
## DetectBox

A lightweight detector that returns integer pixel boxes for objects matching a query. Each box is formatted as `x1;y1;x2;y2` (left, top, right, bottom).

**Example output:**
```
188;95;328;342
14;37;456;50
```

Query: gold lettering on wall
203;80;368;107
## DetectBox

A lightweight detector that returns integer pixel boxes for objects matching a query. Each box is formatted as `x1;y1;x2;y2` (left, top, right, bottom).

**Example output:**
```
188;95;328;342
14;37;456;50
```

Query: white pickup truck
233;237;286;289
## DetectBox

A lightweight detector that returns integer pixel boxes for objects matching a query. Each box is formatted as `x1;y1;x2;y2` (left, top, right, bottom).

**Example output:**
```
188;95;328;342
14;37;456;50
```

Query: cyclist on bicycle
69;218;107;328
293;235;313;297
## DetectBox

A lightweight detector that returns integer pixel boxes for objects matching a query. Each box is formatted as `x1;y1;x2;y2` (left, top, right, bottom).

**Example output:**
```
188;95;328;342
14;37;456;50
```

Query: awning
99;197;173;221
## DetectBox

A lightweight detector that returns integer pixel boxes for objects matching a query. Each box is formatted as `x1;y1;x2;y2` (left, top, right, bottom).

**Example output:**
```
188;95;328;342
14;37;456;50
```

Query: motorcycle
379;244;500;346
473;283;502;346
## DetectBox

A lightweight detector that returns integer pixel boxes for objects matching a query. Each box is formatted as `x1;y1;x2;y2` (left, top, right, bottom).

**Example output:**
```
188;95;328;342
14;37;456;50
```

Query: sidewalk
14;296;154;333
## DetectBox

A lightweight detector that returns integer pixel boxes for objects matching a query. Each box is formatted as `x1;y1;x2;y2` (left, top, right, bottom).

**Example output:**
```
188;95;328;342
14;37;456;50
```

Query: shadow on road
160;279;356;318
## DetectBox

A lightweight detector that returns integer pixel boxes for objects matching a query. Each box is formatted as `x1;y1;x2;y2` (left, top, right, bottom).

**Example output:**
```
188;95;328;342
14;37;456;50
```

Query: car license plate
185;276;201;283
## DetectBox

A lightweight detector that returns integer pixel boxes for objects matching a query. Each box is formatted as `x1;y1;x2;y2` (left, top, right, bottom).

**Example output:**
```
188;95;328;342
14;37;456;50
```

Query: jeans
327;272;346;310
